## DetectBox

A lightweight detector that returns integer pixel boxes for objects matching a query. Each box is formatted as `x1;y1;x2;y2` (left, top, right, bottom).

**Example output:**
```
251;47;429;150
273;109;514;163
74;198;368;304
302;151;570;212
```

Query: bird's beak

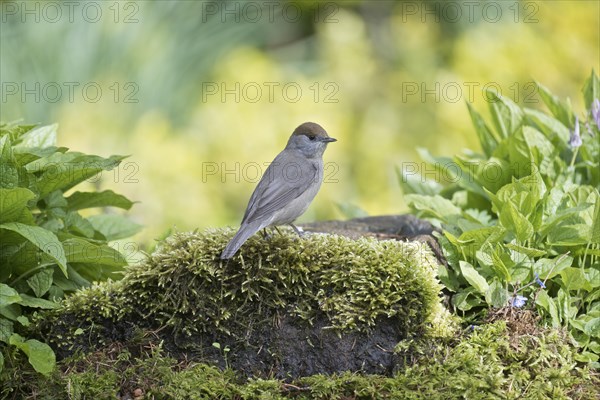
320;137;337;143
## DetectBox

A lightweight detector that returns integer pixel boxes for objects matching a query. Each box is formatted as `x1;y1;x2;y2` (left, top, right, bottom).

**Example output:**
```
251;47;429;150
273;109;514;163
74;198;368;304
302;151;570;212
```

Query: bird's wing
241;150;319;225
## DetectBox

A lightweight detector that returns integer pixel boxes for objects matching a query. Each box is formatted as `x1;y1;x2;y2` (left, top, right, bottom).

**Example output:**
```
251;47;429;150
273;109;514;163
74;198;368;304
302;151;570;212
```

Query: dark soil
45;309;406;379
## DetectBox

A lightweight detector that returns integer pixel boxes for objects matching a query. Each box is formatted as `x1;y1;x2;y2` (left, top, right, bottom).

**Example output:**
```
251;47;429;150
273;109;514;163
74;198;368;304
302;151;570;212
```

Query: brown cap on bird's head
292;122;337;142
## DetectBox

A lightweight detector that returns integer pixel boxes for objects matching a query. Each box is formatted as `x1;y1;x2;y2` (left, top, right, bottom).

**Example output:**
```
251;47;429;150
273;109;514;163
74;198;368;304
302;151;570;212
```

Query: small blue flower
592;98;600;131
534;273;546;288
569;117;582;148
510;295;527;308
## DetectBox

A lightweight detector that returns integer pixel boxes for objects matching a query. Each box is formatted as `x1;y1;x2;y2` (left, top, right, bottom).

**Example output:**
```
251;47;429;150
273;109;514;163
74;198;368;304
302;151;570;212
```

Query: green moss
5;322;598;399
40;229;453;353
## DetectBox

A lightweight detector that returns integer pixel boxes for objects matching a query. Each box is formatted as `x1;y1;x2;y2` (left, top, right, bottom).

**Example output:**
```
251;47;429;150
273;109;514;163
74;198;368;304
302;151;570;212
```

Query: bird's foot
289;223;305;237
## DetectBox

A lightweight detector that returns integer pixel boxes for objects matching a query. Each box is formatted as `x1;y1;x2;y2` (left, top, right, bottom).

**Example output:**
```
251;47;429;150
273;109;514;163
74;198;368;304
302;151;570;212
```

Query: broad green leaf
585;318;600;338
17;294;59;309
437;264;461;292
536;290;560;327
467;102;498;157
335;203;368;219
505;243;546;258
0;222;67;276
9;334;55;375
591;192;600;244
26;152;126;197
396;166;442;196
13;146;67;166
536;82;573;127
87;214;142;241
0;318;14;343
560;267;593;292
14;124;57;148
416;148;461;183
452;288;483;311
459;261;489;294
0;304;21;320
0;188;35;224
523;108;570;145
547;224;591;246
405;194;462;222
26;268;54;297
582;69;600;110
486;90;524;139
63;238;127;266
66;190;135;211
498;201;533;243
0;136;19;189
485;280;509;308
534;256;573;280
522;126;555;162
0;284;22;307
64;212;95;238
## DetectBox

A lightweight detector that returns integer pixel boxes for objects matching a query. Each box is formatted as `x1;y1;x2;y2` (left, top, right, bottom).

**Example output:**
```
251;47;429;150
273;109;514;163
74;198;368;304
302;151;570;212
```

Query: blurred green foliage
403;71;600;364
1;1;598;246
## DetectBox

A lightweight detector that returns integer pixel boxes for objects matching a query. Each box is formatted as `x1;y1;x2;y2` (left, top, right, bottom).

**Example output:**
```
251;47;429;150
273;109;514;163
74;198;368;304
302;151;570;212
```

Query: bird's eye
308;135;316;141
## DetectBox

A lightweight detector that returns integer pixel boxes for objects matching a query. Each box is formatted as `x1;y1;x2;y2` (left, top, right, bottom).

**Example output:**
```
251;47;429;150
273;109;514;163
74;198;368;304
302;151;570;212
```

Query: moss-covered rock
37;229;453;378
5;322;598;399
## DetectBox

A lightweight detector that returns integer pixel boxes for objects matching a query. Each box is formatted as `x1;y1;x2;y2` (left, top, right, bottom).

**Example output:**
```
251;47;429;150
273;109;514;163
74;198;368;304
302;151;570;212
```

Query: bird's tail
220;222;262;259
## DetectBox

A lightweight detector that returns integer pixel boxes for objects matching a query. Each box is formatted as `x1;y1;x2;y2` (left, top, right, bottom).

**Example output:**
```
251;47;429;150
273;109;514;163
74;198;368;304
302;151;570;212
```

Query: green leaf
536;82;573;127
17;294;59;309
16;315;30;327
452;288;483;311
26;152;126;197
459;261;489;294
63;238;127;267
9;333;55;375
396;166;442;196
0;136;19;189
14;124;57;148
405;194;462;222
582;69;600;110
498;201;533;243
335;203;368;219
505;243;546;258
584;317;600;338
486;90;524;139
66;190;135;211
26;268;54;297
87;214;142;241
467;102;498;157
0;318;14;343
0;222;68;276
0;349;3;373
534;256;573;281
0;284;22;307
523;108;570;145
0;188;35;224
560;267;593;292
590;192;600;244
485;280;509;307
536;290;560;327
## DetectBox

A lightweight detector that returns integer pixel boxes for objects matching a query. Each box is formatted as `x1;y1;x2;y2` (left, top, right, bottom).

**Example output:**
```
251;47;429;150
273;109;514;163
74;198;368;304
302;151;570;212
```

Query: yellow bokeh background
2;1;598;247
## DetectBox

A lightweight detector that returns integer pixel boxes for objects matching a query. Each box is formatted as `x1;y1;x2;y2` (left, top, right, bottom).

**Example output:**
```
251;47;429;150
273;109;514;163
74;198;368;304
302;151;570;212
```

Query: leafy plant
401;70;600;364
0;122;141;375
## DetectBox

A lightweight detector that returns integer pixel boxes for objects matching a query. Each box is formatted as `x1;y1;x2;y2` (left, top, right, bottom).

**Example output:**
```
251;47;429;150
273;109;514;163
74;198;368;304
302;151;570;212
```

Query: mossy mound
6;322;598;399
38;229;453;378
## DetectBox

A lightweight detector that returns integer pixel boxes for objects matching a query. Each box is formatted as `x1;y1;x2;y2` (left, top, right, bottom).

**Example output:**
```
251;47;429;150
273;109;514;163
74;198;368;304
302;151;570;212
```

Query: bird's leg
273;226;283;236
261;228;271;240
289;223;305;237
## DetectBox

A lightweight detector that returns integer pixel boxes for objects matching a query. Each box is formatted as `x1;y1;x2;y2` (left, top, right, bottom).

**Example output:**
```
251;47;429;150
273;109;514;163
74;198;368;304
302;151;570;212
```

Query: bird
220;122;336;259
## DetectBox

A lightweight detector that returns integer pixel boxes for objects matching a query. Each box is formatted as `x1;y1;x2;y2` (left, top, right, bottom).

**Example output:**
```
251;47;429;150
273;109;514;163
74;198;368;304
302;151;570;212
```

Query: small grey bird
221;122;336;259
